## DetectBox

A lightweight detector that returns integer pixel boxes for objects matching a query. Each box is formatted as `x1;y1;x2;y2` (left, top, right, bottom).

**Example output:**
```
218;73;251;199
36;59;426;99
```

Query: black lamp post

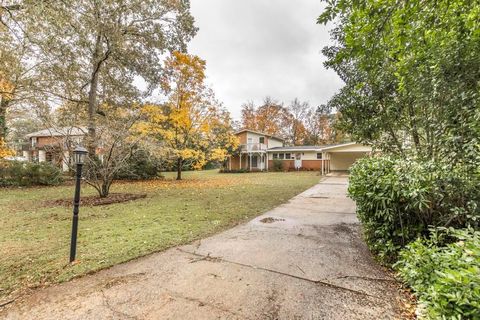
69;146;88;263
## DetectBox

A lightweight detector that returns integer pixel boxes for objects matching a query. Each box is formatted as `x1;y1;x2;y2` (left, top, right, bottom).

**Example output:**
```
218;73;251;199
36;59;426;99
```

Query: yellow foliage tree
138;52;237;180
0;138;14;159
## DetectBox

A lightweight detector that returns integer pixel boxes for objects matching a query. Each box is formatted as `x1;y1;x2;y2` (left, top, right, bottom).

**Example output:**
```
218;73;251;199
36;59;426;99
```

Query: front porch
228;151;268;171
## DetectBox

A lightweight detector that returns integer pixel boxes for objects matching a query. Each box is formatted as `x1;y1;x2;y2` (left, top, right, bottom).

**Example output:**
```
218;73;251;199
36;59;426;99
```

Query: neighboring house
23;127;87;171
228;129;371;174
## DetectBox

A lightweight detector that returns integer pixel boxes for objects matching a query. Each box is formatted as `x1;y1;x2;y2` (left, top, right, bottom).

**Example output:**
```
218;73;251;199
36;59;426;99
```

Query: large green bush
395;228;480;319
115;149;163;180
348;156;480;263
0;160;64;187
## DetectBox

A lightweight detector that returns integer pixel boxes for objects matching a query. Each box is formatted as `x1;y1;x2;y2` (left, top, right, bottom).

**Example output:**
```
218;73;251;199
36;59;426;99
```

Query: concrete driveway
1;176;406;319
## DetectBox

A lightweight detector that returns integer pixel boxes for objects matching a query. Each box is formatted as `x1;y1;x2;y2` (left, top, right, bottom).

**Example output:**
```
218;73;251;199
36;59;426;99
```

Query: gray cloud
188;0;343;119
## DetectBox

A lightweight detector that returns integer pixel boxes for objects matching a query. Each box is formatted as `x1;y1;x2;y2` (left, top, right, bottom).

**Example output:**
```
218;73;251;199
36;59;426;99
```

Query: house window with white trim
31;137;37;147
259;137;265;144
273;153;278;159
285;153;291;159
279;153;285;160
317;153;322;159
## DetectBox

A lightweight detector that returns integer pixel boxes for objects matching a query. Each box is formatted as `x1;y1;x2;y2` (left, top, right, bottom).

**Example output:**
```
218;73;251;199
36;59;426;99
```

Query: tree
0;138;14;159
0;4;39;141
82;104;142;198
139;52;237;180
9;0;197;156
318;0;480;164
284;98;309;145
240;97;289;139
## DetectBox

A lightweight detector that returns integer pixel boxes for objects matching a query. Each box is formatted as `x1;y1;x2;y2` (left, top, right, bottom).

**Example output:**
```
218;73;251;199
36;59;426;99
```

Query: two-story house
23;127;87;171
228;129;372;174
228;129;284;171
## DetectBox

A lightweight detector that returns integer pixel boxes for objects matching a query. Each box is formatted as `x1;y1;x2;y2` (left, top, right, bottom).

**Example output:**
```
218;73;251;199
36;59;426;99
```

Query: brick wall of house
230;154;251;170
36;136;62;147
237;132;247;144
301;160;322;170
267;159;323;171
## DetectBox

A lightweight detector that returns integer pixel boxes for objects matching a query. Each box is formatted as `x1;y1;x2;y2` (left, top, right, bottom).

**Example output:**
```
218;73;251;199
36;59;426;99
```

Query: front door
294;153;302;169
251;155;258;168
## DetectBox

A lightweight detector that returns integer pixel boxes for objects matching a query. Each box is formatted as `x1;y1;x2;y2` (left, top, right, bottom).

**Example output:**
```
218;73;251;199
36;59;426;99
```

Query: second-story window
259;137;265;144
31;137;37;147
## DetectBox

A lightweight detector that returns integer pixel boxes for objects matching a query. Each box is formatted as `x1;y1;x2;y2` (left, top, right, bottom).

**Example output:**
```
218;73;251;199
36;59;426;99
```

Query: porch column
239;153;242;169
249;154;252;171
38;150;46;162
265;153;269;171
62;151;70;172
328;153;331;173
229;156;231;170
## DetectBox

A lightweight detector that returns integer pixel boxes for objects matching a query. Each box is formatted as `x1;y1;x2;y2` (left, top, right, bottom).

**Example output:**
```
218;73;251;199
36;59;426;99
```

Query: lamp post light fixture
69;146;88;263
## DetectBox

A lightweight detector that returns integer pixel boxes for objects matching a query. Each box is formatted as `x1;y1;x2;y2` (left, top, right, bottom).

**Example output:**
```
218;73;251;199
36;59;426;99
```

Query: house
23;127;87;171
228;129;371;174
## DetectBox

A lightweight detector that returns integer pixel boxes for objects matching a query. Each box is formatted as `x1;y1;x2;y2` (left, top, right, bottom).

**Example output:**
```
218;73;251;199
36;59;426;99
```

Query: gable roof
25;126;87;138
235;129;285;141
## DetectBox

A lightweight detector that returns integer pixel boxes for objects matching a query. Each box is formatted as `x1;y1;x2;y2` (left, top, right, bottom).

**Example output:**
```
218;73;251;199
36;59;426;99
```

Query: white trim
320;142;358;151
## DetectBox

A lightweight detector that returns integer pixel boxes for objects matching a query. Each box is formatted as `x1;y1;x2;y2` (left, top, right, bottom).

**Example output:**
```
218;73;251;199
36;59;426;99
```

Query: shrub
272;159;283;172
348;156;480;263
395;228;480;319
0;160;64;186
115;149;163;180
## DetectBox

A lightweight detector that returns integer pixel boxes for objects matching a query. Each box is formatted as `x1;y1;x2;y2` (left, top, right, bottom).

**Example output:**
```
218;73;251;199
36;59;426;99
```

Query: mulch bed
45;193;147;207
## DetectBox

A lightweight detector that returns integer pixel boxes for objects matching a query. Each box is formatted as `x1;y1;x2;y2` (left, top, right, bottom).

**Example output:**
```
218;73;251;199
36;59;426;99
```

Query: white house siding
300;151;321;160
267;138;283;148
246;132;265;144
267;150;321;160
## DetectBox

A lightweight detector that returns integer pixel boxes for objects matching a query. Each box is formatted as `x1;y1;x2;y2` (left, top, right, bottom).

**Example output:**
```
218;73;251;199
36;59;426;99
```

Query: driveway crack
177;248;384;300
101;290;138;320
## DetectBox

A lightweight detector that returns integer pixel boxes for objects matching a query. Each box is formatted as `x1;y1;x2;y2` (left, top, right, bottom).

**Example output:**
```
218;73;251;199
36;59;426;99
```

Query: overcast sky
187;0;343;120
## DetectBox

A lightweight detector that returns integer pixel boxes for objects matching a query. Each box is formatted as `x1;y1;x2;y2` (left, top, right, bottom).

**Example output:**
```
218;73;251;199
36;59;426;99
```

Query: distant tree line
239;97;347;146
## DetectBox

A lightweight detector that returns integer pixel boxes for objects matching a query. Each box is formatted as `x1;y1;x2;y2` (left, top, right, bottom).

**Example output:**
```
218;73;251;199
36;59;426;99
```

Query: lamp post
69;146;88;263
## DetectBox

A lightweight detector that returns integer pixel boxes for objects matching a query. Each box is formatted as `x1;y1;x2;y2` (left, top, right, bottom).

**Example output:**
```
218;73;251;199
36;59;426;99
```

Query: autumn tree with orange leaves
138;52;237;180
240;97;345;146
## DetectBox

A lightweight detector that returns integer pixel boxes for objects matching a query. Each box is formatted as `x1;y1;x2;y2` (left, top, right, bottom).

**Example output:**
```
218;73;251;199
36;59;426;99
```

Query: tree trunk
100;182;109;198
0;97;9;140
176;157;183;180
86;34;103;157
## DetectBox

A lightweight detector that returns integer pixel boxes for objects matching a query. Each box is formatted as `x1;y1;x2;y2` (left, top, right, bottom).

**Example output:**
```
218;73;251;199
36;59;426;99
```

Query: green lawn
0;170;319;301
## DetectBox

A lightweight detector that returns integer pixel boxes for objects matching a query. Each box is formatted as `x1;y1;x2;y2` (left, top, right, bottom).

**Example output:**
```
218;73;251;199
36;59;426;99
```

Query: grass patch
0;170;319;300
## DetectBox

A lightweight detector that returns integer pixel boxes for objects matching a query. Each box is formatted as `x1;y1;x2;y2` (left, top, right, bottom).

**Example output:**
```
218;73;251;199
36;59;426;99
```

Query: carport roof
267;142;359;152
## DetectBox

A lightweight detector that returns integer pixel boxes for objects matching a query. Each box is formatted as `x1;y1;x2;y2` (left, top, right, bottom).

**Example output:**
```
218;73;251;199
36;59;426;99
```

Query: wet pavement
1;176;406;319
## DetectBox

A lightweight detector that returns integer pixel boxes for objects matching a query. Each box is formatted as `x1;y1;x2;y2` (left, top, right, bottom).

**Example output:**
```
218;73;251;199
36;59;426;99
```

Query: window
285;153;291;159
31;137;37;147
279;153;285;160
259;137;265;144
273;153;278;159
317;153;322;159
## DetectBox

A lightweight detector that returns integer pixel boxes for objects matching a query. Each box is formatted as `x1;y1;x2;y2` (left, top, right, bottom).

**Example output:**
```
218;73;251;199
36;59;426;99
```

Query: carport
320;143;372;175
